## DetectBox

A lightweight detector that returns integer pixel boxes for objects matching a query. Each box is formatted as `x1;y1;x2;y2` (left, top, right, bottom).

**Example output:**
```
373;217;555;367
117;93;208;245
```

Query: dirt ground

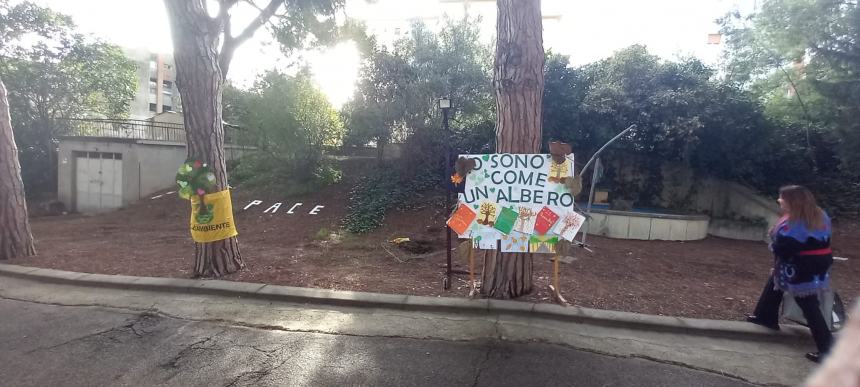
10;160;860;321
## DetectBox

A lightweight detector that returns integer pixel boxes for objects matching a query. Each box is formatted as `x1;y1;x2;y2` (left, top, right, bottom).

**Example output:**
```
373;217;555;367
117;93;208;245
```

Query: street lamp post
439;97;453;289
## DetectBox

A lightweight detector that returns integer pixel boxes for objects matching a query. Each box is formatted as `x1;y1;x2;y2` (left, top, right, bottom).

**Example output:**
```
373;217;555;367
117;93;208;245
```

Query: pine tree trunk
165;1;243;277
481;0;544;299
0;77;36;260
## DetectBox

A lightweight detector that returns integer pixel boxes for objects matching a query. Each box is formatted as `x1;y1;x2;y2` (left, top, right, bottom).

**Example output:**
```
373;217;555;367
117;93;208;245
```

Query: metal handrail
57;118;248;147
59;118;187;143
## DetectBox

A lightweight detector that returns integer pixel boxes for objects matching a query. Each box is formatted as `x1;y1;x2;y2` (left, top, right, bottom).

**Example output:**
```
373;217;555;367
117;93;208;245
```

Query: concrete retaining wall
691;178;780;241
586;210;710;241
598;157;778;241
708;219;769;242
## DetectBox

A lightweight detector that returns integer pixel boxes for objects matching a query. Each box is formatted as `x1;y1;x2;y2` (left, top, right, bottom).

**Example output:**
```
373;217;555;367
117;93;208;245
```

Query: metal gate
74;152;123;212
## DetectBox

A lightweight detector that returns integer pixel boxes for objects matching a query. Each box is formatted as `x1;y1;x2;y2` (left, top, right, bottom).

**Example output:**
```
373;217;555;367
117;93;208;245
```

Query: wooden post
549;252;569;305
468;243;477;297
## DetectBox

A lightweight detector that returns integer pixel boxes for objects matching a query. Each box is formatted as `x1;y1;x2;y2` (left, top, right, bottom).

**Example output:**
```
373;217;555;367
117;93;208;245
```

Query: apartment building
124;48;181;120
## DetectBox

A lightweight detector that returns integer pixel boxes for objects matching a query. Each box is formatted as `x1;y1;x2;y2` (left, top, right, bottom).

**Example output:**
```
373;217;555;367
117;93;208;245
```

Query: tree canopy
342;17;495;161
542;46;780;205
226;70;344;194
720;0;860;172
0;0;137;194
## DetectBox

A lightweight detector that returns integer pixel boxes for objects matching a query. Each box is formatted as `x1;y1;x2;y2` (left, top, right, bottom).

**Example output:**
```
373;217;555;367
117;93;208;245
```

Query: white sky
16;0;757;107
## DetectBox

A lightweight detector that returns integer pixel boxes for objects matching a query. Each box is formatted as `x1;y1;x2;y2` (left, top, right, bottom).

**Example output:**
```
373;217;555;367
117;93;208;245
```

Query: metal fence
59;118;252;147
61;118;188;143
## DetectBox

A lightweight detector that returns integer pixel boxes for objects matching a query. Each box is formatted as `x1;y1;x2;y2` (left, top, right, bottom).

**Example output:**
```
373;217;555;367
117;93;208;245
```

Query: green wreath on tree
176;159;217;224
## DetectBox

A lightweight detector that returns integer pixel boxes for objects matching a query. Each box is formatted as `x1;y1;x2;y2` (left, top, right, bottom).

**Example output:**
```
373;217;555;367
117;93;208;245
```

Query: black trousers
753;276;833;353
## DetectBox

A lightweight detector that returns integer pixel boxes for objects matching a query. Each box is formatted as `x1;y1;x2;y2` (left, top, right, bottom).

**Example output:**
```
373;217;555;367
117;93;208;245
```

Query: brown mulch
9;161;860;321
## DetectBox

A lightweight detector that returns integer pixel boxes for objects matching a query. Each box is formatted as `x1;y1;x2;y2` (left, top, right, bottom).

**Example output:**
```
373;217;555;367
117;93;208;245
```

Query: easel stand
547;241;592;306
442;234;473;291
468;246;478;297
548;254;569;305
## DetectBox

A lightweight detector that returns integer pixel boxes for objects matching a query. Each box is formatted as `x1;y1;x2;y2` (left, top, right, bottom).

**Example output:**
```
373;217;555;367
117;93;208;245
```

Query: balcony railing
59;118;245;145
61;118;187;142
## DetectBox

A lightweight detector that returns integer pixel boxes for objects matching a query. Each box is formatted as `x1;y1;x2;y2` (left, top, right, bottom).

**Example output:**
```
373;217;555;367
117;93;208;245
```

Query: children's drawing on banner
472;230;500;250
529;235;559;254
447;203;477;236
446;152;581;253
534;206;560;235
553;210;587;241
513;205;537;234
501;231;529;253
459;221;482;239
493;206;519;235
476;201;499;227
547;158;572;184
548;142;574;184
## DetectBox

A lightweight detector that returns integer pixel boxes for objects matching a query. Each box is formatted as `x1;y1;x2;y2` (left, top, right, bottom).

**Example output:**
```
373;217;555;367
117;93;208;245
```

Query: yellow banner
190;189;238;243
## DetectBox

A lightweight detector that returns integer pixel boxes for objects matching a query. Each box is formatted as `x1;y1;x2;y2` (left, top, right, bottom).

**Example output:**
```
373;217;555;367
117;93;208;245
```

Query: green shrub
343;162;439;233
230;154;341;196
314;227;333;241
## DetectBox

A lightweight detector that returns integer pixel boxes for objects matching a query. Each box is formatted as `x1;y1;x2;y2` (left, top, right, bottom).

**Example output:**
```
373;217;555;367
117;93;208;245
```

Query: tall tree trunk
165;2;243;277
0;77;36;260
481;0;544;299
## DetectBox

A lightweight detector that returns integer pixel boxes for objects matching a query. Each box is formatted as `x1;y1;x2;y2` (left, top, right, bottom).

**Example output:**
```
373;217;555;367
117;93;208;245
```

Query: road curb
0;263;810;343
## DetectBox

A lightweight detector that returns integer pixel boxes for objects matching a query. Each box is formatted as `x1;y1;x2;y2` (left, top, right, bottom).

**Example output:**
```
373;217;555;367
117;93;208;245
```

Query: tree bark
0;77;36;260
165;1;243;277
481;0;544;299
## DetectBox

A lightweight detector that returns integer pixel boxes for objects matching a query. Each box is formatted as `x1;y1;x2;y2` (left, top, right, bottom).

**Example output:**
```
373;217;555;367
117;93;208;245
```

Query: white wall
135;141;188;199
586;211;710;241
58;139;140;210
58;138;252;212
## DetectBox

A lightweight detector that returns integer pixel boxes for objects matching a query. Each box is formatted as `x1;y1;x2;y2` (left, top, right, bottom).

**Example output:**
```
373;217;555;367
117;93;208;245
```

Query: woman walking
746;185;834;363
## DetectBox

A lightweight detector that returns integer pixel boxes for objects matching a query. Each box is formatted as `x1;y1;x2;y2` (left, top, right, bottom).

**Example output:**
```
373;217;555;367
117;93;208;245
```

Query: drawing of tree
479;203;497;226
549;160;570;183
515;206;535;229
558;213;582;236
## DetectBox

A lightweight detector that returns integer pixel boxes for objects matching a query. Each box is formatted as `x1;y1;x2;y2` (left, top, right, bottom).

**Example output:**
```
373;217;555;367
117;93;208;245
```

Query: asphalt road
0;298;754;387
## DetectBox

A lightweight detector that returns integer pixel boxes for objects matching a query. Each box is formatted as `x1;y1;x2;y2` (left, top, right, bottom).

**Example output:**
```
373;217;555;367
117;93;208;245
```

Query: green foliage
230;154;342;196
244;70;344;158
543;52;591;149
340;18;494;233
0;0;137;195
720;0;860;173
338;5;860;222
718;0;860;213
0;0;71;44
342;17;494;159
543;47;779;206
343;162;439;234
341;18;495;232
225;71;344;195
313;227;333;241
270;0;346;54
541;42;856;213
